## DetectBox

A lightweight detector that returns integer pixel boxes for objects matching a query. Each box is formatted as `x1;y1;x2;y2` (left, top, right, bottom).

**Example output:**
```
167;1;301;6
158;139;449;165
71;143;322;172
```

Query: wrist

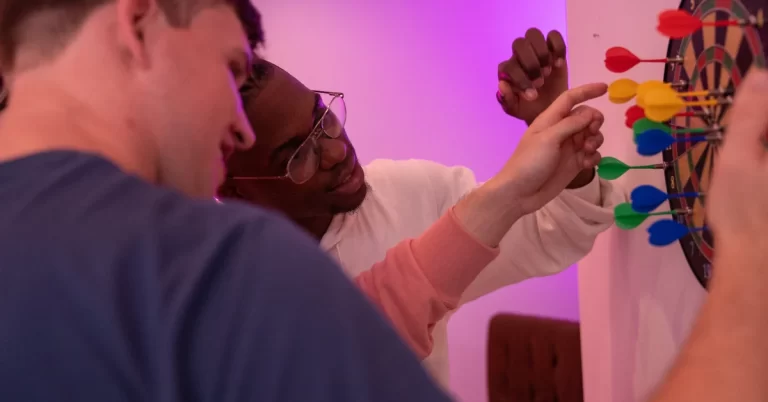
453;179;524;248
566;168;596;189
711;241;766;286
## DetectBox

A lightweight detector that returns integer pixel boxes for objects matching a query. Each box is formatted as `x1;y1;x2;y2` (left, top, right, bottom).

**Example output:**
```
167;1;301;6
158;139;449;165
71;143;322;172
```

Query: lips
335;172;354;188
329;157;357;191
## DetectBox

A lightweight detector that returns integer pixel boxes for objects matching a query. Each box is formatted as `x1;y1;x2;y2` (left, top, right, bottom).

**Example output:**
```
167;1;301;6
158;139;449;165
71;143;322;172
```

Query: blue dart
631;184;702;213
647;219;706;246
636;129;712;156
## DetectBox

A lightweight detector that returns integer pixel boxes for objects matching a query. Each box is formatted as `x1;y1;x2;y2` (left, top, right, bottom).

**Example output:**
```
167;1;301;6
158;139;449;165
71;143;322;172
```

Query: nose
232;102;256;150
318;137;347;170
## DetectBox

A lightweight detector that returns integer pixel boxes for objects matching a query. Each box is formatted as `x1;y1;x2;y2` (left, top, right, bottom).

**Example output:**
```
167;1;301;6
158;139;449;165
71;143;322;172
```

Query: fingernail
496;90;504;104
543;67;552;76
533;78;545;88
498;80;514;96
498;71;511;80
555;58;565;67
524;89;538;100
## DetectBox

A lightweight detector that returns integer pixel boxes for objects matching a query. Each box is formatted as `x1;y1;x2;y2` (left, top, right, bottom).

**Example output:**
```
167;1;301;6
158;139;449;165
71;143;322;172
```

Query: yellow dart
636;80;671;108
608;78;638;104
644;87;722;122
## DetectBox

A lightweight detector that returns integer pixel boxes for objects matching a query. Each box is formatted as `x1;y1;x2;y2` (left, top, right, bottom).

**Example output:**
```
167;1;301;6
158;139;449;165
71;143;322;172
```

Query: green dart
632;118;670;143
597;156;667;180
631;118;709;143
613;202;689;230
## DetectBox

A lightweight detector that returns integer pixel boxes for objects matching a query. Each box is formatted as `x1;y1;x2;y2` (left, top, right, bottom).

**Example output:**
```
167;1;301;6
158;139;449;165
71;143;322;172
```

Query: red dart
625;105;646;128
657;9;756;39
624;104;708;127
605;47;675;73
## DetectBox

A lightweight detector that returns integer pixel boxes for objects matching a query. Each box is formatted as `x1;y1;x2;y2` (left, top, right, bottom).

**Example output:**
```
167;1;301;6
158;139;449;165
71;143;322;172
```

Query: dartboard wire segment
601;0;766;288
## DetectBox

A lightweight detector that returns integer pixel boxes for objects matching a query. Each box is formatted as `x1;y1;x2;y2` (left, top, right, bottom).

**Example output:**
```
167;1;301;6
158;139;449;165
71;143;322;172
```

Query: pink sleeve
353;206;500;359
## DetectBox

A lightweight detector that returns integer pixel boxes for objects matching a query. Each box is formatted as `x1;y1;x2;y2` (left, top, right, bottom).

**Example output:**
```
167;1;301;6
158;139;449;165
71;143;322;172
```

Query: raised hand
497;28;568;125
454;82;606;248
491;82;606;215
707;68;768;255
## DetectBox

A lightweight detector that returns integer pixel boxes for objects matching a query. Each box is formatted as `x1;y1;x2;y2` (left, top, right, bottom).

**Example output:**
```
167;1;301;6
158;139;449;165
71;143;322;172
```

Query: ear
115;0;159;69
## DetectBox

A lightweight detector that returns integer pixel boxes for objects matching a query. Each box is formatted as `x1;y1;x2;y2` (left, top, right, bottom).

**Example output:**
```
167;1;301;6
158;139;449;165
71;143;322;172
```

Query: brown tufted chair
487;313;583;402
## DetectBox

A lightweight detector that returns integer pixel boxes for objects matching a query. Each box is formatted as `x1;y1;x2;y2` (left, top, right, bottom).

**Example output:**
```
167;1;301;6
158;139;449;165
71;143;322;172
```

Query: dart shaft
648;211;674;216
678;90;711;97
706;20;750;27
670;192;701;199
648;208;689;217
675;134;720;143
672;127;708;133
684;100;719;106
633;162;669;169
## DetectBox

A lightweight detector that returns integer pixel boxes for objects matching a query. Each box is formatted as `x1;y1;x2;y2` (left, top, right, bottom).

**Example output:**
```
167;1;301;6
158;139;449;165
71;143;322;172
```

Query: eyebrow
268;94;324;166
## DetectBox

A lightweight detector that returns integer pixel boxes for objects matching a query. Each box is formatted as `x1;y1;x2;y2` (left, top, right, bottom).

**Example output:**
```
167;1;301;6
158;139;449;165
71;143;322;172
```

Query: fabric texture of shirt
319;158;628;390
0;151;453;402
354;207;499;359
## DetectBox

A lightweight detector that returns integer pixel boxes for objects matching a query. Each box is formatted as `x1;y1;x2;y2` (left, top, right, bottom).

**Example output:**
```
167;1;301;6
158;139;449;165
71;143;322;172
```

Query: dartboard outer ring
661;0;766;289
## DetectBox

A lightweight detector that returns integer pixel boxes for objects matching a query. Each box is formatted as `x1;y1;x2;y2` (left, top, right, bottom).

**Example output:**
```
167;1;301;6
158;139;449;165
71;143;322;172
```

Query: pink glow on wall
255;1;570;401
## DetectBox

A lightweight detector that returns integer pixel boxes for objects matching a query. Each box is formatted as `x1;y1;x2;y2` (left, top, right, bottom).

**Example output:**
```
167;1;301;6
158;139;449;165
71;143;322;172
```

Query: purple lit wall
255;1;570;401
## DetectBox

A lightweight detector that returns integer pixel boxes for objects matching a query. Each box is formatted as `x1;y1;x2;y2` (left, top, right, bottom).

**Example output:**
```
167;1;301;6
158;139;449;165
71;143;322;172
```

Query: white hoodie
319;158;626;391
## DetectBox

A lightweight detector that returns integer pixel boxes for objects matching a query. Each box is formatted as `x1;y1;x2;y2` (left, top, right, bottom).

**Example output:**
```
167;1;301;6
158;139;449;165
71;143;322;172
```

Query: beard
329;181;371;216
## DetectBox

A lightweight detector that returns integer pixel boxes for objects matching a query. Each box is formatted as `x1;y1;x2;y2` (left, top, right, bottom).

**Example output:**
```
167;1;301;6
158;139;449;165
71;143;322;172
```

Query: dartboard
598;1;766;289
663;0;766;287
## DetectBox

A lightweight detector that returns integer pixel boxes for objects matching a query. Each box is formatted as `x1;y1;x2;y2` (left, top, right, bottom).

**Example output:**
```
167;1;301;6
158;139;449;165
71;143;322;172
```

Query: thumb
530;82;607;129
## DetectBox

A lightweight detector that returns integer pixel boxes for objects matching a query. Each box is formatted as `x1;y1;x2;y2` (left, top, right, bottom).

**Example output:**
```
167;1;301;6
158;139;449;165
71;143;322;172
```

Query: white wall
566;1;707;401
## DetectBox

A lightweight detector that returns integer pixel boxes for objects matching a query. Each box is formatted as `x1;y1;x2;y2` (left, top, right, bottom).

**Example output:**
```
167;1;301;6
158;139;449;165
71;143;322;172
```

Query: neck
0;74;157;182
294;215;334;240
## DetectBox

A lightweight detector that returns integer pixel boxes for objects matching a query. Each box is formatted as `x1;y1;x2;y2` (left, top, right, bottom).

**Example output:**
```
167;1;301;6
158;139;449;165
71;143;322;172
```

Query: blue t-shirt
0;151;451;402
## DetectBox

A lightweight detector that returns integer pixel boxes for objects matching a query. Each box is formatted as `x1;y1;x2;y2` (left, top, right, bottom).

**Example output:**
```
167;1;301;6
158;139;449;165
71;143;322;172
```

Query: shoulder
159;201;452;402
365;158;476;189
364;158;478;213
1;151;454;401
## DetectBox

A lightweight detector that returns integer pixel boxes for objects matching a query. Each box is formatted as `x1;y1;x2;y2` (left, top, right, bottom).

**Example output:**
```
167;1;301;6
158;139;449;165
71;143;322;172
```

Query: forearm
353;209;499;359
453;178;524;248
650;246;768;402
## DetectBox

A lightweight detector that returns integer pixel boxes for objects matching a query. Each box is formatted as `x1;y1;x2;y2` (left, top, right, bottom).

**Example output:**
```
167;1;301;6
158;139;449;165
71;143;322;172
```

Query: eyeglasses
231;90;346;184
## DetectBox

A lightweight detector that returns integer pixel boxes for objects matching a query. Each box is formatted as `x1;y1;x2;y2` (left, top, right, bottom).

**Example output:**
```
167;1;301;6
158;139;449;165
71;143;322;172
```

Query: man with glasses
222;50;625;391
